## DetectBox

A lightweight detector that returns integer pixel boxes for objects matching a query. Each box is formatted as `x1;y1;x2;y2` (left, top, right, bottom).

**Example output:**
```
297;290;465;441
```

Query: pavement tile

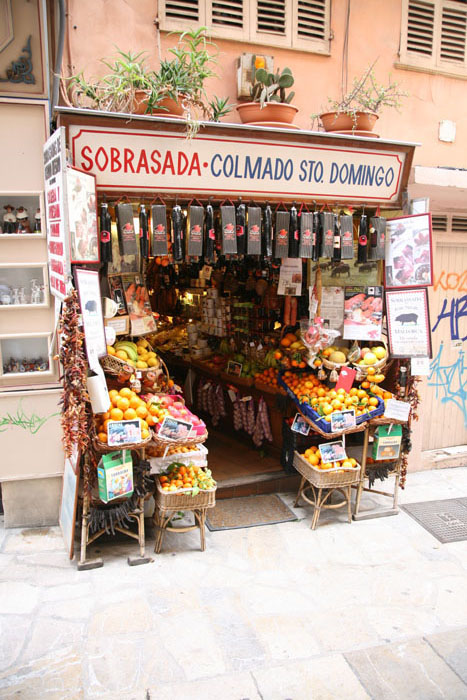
0;615;32;672
253;614;321;661
0;646;83;699
22;617;86;665
253;654;369;699
345;638;467;699
146;671;261;700
88;597;153;637
426;627;467;684
0;581;39;614
2;526;64;554
83;637;143;697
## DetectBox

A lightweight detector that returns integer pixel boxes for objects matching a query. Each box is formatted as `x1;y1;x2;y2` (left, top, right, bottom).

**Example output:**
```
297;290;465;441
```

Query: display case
0;263;49;308
0;193;45;238
0;333;53;379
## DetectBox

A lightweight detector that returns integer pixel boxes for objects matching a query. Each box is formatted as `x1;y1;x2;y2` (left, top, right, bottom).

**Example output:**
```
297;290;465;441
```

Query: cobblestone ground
0;467;466;699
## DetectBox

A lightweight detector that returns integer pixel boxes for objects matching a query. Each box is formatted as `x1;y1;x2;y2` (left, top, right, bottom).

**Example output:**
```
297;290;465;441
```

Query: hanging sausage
247;205;262;255
331;213;341;263
220;202;237;255
205;201;216;262
116;202;137;256
274;208;290;259
340;213;354;260
139;204;149;260
187;203;204;257
369;215;386;260
151;203;169;256
288;202;300;258
172;203;184;261
236;199;246;256
299;209;314;259
262;203;273;257
320;211;334;258
311;211;321;262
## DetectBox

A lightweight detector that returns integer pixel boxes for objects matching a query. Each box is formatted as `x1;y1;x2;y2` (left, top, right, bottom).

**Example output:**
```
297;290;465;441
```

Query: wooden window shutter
159;0;205;30
431;214;448;231
205;0;248;39
293;0;331;53
251;0;292;47
406;0;436;58
440;1;467;64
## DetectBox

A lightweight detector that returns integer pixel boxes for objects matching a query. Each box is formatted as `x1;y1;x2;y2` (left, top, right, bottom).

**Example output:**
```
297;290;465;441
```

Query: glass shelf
0;193;45;238
0;334;52;377
0;264;49;308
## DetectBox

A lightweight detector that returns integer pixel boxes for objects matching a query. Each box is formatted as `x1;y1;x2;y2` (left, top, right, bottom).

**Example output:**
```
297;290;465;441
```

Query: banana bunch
219;339;230;355
107;338;160;369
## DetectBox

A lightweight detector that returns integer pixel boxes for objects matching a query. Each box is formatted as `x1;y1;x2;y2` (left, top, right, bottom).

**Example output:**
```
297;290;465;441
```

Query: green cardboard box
372;424;402;461
97;450;134;503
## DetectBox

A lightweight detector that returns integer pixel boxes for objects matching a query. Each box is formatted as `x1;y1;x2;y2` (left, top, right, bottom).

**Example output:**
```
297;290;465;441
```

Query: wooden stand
153;506;209;553
77;449;152;569
353;418;403;521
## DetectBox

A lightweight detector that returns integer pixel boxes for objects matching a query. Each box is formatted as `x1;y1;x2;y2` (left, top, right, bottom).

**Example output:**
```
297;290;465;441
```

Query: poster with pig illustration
385;288;432;357
121;274;156;335
385;213;433;288
343;286;383;341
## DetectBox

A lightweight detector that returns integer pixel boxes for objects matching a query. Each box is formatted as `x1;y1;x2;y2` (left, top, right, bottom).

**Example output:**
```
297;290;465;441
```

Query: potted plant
314;63;408;134
237;59;298;126
66;49;158;115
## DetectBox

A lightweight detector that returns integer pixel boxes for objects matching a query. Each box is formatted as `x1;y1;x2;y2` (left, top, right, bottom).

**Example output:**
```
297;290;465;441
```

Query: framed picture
385;288;432;358
291;413;311;436
157;416;193;441
121;274;156;335
331;409;356;433
343;286;383;341
385;213;433;288
318;440;347;464
227;360;242;377
75;268;107;369
107;419;142;447
67;167;99;264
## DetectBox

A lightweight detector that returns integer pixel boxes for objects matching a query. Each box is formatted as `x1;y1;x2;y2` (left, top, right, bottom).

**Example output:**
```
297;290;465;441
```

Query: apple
363;352;377;365
360;347;370;359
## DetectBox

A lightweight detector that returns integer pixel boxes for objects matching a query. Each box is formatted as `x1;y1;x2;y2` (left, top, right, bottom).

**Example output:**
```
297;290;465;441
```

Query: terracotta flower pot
131;89;150;115
237;102;299;125
320;111;379;132
152;96;186;117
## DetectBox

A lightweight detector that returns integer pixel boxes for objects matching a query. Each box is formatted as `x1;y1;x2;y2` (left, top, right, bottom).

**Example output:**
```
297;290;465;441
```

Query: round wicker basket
93;433;153;454
351;340;389;377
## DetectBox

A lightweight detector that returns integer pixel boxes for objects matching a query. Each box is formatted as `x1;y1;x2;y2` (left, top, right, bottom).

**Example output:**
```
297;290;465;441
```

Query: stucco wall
62;0;466;168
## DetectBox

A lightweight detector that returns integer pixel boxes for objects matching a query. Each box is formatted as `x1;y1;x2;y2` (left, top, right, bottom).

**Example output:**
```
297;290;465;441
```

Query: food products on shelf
107;338;160;369
159;464;216;494
146;394;207;436
301;446;359;471
94;387;152;443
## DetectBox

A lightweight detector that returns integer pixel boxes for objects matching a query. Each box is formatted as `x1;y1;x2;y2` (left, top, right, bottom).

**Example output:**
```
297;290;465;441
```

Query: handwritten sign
386;288;432;358
69;126;406;204
384;399;411;422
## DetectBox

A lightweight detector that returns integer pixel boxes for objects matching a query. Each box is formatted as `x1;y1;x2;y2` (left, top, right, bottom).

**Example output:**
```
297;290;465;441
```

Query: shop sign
69;126;406;204
43;127;71;300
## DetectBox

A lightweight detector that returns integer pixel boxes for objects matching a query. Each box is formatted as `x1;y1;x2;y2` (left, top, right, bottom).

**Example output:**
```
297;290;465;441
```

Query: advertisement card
320;286;344;331
278;258;303;296
75;268;107;370
227;360;243;377
247;206;262;255
385;213;433;288
107;419;142;447
151;204;169;256
318;440;347;464
274;210;290;258
187;205;204;257
343;286;383;341
221;205;237;255
291;413;311;436
384;399;411;422
116;203;138;256
331;409;356;433
157;416;193;441
121;274;156;335
385;288;432;358
67;167;99;264
108;275;128;315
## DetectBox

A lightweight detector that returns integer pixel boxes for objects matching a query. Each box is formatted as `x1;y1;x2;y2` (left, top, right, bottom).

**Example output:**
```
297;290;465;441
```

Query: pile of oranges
369;384;394;404
254;367;279;388
357;366;386;386
302;446;359;471
282;371;381;421
94;387;157;443
159;465;215;492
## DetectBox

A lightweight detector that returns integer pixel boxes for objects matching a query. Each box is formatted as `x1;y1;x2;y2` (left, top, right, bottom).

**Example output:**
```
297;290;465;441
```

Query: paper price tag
452;339;463;350
228;389;237;402
411;357;430;376
384;399;411;422
240;395;252;402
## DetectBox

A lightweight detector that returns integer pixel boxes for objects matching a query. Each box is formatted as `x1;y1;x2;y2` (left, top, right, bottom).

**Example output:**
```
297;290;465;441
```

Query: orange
116;397;130;412
103;419;112;431
148;404;160;416
111;394;120;407
101;411;111;421
140;419;148;431
124;408;137;420
317;388;326;397
110;407;124;421
308;453;320;466
97;432;108;443
119;387;132;399
357;390;367;399
349;388;358;396
368;397;379;407
136;405;148;419
383;391;393;400
141;429;150;440
179;466;187;476
366;367;376;375
146;414;156;427
129;396;141;410
109;389;119;402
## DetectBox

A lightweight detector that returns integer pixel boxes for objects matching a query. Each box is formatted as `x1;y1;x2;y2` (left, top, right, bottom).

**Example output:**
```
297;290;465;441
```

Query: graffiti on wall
434;269;467;292
0;400;59;435
428;343;467;427
432;295;467;341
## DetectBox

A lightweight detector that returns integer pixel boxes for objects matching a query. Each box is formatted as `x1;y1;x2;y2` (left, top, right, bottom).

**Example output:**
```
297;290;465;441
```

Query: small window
159;0;331;54
400;0;467;77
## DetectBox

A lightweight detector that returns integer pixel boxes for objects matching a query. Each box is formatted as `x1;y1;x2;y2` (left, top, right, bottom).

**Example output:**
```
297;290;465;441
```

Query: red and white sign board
43;127;71;300
69;126;406;204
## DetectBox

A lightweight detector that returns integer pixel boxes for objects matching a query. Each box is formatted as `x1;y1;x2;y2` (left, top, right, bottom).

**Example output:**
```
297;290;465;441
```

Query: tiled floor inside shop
206;429;283;482
0;467;467;699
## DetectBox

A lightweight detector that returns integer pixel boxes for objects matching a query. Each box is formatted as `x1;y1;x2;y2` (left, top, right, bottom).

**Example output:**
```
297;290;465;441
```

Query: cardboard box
97;451;134;503
372;424;402;461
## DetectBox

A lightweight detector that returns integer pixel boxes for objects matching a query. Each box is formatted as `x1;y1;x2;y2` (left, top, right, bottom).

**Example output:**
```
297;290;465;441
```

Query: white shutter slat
452;216;467;232
212;0;244;28
407;1;435;56
165;0;200;20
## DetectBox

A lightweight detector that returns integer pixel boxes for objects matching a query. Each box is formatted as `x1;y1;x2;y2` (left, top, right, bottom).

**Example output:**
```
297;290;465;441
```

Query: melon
329;351;347;364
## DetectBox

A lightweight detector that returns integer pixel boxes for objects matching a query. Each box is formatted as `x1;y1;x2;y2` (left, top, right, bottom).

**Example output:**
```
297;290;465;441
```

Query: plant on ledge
237;60;298;127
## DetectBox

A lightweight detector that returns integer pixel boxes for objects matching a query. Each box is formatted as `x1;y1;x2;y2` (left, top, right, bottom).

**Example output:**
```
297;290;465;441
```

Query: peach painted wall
62;0;467;169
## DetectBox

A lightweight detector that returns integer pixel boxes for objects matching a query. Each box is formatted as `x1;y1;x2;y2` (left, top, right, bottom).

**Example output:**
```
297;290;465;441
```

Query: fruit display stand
153;466;217;553
293;451;361;530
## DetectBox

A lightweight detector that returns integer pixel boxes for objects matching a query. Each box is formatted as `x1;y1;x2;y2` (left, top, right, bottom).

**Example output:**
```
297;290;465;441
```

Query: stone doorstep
216;470;301;500
418;446;467;472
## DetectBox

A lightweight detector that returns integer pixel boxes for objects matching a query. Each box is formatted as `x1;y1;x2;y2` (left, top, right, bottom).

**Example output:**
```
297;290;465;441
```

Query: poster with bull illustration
385;288;432;358
67;167;99;265
343;286;383;341
75;268;107;368
385;213;433;288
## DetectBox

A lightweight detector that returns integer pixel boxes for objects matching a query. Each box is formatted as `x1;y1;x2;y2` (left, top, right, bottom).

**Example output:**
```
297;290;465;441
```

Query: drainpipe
50;0;66;123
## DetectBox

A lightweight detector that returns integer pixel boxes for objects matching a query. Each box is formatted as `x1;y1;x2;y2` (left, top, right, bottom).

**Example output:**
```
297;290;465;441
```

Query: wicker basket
351;340;389;377
293;451;361;488
93;433;152;454
154;476;216;510
150;429;208;448
101;345;170;380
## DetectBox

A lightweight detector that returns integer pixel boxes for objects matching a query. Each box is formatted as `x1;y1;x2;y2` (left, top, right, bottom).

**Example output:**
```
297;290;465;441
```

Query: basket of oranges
156;464;217;509
294;448;361;488
93;387;156;452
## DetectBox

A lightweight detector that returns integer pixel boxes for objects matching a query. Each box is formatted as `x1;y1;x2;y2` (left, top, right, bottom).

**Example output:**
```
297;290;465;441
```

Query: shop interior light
274;321;281;330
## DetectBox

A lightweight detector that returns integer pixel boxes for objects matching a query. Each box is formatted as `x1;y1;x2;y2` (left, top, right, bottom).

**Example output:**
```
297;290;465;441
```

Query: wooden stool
153;506;209;553
294;478;352;530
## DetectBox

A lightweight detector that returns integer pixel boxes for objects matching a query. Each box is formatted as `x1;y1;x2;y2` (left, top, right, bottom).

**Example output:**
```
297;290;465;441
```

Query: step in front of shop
216;471;301;499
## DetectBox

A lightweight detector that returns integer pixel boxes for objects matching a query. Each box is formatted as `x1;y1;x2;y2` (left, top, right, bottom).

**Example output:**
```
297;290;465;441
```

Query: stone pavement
0;467;467;699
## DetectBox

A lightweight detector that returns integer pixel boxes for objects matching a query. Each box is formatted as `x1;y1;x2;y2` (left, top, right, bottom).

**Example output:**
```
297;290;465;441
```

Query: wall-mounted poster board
386;288;432;358
385;213;433;288
66;167;99;264
75;268;107;369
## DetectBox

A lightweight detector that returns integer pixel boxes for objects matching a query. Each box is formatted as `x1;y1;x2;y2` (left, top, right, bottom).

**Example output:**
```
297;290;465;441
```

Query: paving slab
252;654;370;699
345;637;467;699
426;627;467;685
146;671;261;700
